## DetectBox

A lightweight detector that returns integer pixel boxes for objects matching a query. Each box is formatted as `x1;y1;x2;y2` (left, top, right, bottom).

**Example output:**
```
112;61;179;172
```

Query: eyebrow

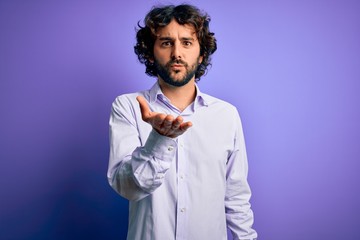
158;36;195;41
158;37;173;41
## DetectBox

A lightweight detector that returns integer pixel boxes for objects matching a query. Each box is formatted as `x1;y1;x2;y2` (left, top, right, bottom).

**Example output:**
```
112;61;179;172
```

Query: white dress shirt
108;82;257;240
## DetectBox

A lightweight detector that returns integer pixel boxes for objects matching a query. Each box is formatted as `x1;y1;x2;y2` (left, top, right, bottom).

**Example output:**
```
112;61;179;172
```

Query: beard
154;58;200;87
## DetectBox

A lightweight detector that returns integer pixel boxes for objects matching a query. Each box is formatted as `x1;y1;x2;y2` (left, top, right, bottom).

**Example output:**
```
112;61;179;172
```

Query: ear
199;55;204;64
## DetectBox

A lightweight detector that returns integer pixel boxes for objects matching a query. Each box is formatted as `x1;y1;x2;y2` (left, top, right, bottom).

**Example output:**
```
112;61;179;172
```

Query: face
153;19;203;87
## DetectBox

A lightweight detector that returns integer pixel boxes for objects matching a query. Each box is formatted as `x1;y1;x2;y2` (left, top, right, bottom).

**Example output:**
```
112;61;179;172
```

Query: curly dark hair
134;4;217;81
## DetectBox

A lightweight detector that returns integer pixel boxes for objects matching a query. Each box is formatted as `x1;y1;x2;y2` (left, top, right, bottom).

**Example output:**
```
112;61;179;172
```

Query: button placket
175;136;188;239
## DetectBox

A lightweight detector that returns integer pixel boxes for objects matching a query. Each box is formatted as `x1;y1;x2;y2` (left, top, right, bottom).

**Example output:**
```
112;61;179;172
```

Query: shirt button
167;146;174;151
180;208;186;212
180;175;184;180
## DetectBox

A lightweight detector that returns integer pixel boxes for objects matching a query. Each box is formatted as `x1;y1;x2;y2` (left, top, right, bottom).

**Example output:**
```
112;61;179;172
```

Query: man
108;4;257;240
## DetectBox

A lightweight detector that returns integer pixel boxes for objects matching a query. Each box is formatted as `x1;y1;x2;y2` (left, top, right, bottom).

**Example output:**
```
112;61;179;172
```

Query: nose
171;41;181;60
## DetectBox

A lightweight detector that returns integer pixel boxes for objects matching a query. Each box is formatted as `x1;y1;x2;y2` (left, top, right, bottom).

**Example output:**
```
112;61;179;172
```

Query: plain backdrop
1;0;359;239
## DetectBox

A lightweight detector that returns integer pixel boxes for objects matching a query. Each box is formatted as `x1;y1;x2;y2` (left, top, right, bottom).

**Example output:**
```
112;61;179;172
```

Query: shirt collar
148;82;210;110
149;82;162;104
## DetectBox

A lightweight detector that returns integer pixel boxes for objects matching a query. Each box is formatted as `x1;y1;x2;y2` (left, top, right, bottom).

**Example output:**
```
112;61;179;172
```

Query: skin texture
152;20;203;87
137;19;203;138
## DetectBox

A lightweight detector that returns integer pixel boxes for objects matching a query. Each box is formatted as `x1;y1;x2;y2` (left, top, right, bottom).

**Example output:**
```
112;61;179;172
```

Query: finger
179;121;193;132
171;116;183;129
167;121;192;138
153;113;167;127
136;96;151;121
162;115;174;128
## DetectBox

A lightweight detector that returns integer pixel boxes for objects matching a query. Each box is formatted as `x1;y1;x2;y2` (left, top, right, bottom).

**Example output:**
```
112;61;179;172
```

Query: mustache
166;59;188;67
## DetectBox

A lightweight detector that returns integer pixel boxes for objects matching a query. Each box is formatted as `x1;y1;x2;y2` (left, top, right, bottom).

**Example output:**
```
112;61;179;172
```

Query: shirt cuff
143;129;177;162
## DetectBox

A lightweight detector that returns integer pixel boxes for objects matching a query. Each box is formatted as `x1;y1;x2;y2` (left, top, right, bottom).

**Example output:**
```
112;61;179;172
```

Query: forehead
155;19;197;39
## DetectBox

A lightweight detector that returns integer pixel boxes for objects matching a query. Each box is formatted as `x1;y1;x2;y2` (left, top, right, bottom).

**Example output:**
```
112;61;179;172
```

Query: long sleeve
225;111;258;240
108;84;257;240
107;95;177;201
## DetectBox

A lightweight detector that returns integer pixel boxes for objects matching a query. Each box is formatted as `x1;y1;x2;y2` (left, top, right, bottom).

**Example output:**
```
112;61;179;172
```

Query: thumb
136;95;151;121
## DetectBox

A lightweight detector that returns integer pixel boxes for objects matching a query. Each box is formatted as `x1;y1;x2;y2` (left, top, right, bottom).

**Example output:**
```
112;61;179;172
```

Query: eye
161;41;172;47
183;41;192;47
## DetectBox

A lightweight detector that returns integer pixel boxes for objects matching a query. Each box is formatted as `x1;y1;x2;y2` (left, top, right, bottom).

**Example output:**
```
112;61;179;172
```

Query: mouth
171;64;184;68
170;65;184;74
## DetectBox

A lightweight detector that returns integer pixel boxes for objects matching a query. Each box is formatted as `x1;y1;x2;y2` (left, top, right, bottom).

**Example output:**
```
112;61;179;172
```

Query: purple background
1;0;359;239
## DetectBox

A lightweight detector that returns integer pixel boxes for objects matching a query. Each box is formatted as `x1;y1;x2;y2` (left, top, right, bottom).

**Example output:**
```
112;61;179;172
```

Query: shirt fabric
108;82;257;240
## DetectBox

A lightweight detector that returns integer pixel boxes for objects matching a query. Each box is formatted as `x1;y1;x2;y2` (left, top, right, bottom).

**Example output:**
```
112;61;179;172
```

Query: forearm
225;173;257;238
225;152;258;240
108;129;177;201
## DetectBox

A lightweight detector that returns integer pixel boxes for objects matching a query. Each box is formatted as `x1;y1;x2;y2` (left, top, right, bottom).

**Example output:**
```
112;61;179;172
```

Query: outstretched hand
136;96;192;138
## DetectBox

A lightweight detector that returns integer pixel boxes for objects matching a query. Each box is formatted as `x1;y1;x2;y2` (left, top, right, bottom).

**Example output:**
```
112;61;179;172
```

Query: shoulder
201;92;239;115
113;92;139;106
111;90;148;116
200;92;244;130
112;93;136;111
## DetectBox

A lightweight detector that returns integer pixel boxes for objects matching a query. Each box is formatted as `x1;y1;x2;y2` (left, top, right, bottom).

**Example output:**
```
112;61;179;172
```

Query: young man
108;4;257;240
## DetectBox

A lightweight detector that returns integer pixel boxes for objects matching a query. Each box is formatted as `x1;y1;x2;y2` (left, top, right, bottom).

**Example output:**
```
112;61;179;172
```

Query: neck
158;78;196;112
